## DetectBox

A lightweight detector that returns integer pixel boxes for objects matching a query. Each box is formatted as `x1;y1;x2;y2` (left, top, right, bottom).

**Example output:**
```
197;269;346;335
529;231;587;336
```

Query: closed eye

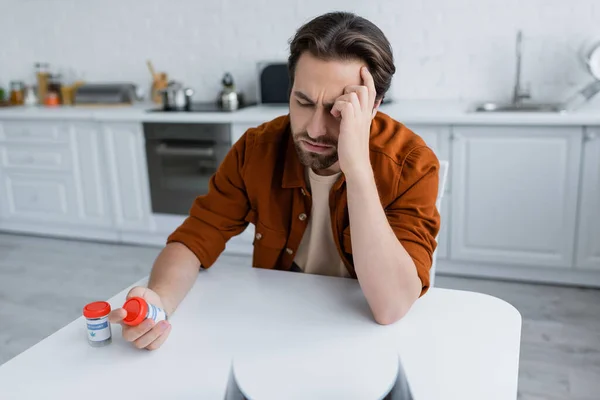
296;100;313;107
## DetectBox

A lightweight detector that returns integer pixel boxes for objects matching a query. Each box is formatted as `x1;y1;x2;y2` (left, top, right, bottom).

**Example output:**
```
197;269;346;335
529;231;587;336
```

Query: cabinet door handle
585;131;598;141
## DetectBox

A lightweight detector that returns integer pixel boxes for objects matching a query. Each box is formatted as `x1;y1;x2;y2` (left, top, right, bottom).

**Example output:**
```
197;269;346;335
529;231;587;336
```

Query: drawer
0;172;78;222
0;121;70;144
1;145;73;171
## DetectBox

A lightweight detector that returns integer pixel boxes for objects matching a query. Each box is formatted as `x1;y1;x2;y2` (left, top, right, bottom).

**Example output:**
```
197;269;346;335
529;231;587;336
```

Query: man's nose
306;109;327;140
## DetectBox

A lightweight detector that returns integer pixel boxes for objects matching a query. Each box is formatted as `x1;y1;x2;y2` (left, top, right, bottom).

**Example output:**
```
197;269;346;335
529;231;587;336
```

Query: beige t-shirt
293;168;351;278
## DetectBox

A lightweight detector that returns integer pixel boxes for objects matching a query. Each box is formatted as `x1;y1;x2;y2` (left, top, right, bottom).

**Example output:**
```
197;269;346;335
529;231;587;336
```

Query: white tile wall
1;0;599;103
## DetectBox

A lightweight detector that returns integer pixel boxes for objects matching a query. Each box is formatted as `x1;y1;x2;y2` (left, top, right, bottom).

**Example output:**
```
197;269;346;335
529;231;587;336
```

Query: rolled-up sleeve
385;145;441;296
166;131;254;268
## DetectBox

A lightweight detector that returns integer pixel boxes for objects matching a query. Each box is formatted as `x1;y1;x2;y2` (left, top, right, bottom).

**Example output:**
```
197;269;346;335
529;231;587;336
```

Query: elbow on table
372;304;412;326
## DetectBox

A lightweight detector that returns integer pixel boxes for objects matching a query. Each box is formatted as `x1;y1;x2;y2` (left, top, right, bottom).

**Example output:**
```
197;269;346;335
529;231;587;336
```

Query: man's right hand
109;286;172;351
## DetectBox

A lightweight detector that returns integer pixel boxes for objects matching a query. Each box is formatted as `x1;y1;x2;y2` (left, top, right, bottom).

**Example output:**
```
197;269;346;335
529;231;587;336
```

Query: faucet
512;30;531;105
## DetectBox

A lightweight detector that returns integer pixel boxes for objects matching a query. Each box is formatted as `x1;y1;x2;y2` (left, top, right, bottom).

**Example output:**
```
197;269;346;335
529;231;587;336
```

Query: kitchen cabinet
0;171;78;223
71;122;113;227
575;127;600;270
450;125;582;269
102;123;153;232
0;121;110;227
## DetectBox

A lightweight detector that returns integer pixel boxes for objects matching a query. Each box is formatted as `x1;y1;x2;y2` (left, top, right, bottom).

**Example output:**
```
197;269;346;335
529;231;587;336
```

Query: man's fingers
122;319;155;342
133;320;171;350
331;93;359;118
108;308;127;324
331;99;353;119
146;323;172;351
344;85;369;111
126;286;148;300
360;66;377;106
347;92;361;114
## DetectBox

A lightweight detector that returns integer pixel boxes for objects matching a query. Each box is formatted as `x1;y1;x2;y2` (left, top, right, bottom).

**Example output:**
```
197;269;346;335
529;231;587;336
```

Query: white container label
86;316;111;342
147;303;167;323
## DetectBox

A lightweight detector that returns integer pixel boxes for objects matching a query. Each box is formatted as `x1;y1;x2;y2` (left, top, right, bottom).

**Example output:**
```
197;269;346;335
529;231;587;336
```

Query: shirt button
298;213;307;221
255;233;262;240
285;248;294;255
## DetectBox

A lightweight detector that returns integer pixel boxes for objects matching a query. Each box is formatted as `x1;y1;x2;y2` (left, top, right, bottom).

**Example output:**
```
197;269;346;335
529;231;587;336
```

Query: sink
474;102;566;113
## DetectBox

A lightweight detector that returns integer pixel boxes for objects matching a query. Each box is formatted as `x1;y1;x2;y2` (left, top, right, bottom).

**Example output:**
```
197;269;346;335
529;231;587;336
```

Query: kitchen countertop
0;99;598;126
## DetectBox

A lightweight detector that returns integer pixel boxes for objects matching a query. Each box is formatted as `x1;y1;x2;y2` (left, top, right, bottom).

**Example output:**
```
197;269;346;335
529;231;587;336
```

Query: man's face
289;52;366;174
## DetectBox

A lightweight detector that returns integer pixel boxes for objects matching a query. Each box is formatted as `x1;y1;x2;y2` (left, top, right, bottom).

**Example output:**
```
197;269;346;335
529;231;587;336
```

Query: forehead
293;52;365;95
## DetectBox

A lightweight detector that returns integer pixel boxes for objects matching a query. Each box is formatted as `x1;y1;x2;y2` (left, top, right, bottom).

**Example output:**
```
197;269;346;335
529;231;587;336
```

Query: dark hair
287;12;395;102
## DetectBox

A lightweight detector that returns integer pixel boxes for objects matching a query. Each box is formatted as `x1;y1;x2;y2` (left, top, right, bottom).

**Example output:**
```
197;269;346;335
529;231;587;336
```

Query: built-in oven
143;122;231;215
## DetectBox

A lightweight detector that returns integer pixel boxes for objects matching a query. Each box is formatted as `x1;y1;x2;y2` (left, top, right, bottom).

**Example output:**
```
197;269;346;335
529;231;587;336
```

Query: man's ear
371;98;382;118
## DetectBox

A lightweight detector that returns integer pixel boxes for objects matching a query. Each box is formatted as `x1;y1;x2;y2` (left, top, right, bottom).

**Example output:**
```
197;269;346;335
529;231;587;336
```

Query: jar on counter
44;91;59;107
9;81;25;105
83;301;113;347
35;62;50;104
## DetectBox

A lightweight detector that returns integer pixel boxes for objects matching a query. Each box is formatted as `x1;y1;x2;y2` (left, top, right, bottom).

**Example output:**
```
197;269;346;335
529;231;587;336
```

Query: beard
291;130;339;170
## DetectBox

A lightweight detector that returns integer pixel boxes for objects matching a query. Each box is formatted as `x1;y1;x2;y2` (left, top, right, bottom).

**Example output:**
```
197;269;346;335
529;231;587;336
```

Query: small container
9;81;25;105
122;296;167;326
83;301;112;347
45;91;59;107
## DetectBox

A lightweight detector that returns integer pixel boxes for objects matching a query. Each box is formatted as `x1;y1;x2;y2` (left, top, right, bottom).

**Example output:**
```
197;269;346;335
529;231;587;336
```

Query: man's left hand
331;66;378;177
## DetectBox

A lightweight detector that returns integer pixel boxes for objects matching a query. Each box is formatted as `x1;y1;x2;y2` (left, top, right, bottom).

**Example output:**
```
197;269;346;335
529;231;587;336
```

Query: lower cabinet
575;127;600;270
102;123;153;232
450;125;583;269
0;171;79;223
0;121;112;228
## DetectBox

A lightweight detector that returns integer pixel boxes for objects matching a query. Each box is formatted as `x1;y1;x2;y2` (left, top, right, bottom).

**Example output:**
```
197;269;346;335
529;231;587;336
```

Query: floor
0;233;599;399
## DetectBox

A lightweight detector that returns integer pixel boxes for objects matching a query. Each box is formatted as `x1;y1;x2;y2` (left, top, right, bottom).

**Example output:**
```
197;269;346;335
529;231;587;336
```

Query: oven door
144;123;230;215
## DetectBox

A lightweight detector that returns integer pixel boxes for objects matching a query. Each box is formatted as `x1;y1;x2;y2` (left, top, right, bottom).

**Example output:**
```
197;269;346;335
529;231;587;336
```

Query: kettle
219;73;241;111
160;81;194;111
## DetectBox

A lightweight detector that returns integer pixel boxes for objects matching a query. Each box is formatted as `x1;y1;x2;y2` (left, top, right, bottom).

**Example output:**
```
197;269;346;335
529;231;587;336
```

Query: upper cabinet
575;127;600;270
450;125;583;269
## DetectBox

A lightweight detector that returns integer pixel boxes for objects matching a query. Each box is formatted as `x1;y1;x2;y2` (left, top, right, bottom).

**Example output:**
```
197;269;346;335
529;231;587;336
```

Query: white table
0;264;522;399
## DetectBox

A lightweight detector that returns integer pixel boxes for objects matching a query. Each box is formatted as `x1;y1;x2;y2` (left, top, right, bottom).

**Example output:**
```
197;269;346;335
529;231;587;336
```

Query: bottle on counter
35;62;50;105
83;301;113;347
121;296;167;326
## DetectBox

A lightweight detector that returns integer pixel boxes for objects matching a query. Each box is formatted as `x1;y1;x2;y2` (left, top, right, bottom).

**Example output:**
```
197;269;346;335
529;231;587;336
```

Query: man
109;11;440;350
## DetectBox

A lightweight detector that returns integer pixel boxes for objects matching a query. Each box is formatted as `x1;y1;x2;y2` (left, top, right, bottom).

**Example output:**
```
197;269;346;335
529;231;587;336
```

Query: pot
160;81;194;111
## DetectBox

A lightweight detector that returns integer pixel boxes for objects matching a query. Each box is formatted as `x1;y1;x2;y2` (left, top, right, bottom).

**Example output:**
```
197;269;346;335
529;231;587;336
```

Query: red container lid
83;301;111;319
122;297;149;326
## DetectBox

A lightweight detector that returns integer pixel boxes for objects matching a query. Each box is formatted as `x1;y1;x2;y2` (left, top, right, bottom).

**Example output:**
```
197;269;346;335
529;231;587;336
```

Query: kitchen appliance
257;61;290;104
74;83;137;106
219;72;241;111
147;101;254;113
159;81;194;111
143;122;231;215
